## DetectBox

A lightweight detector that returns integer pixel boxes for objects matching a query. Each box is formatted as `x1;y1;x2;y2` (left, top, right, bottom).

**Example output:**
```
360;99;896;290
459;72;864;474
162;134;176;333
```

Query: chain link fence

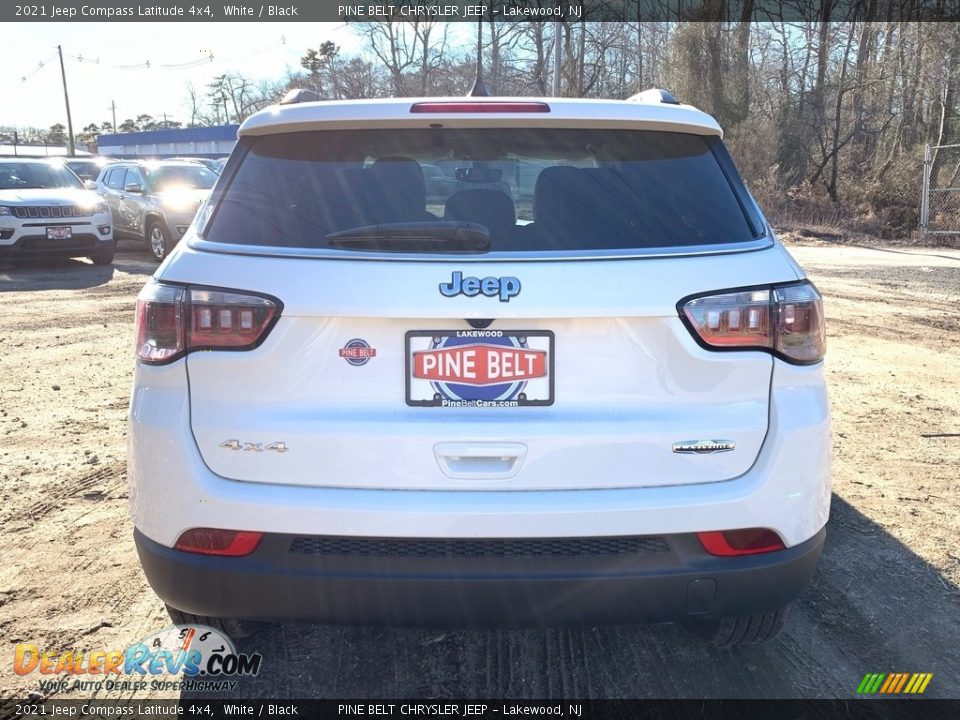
922;143;960;236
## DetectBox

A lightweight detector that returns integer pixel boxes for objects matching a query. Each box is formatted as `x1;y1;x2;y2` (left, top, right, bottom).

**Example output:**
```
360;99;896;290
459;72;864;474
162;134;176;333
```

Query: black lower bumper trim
0;235;113;258
135;527;826;628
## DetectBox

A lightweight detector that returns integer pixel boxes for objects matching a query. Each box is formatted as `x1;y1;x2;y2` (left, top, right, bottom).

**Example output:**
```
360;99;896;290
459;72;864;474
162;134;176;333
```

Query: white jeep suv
129;91;830;647
0;158;114;265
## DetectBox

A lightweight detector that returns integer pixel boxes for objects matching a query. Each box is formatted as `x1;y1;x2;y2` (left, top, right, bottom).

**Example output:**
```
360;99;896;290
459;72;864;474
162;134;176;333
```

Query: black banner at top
4;699;960;720
4;0;960;23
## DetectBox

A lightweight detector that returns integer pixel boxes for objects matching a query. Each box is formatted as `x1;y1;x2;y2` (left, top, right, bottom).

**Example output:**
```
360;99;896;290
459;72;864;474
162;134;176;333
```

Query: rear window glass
203;128;761;253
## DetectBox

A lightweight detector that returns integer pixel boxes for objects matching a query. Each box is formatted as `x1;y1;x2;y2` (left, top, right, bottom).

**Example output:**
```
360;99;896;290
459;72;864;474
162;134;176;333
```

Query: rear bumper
135;527;825;627
128;359;832;549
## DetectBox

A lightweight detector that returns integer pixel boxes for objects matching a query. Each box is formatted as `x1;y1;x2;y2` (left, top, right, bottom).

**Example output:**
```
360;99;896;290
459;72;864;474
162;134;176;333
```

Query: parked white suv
0;158;114;265
129;91;830;647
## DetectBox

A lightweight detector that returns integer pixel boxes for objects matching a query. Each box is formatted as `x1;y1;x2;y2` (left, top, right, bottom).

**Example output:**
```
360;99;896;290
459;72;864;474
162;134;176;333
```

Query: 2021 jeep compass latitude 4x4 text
129;90;830;647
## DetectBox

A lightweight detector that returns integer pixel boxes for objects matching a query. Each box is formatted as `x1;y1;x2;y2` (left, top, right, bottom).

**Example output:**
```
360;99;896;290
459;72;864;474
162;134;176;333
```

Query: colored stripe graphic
894;673;909;693
857;673;932;694
880;674;899;693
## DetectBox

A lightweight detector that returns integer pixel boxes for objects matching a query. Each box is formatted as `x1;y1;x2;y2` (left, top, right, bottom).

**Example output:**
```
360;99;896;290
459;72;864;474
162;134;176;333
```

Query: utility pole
552;20;562;97
56;45;76;157
12;131;18;157
110;101;117;132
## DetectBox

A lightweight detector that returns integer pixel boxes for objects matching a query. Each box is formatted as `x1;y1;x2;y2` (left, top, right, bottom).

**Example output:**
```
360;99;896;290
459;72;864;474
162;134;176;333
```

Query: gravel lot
1;237;958;702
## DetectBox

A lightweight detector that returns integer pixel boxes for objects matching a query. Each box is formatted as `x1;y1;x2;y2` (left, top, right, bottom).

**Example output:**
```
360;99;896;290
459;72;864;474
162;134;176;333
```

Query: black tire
165;604;259;640
90;249;115;266
146;219;173;262
686;605;791;649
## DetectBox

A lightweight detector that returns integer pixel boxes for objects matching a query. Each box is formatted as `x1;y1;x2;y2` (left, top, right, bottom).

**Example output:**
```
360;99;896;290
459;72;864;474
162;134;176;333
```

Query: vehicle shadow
0;258;116;292
0;245;154;293
182;495;960;700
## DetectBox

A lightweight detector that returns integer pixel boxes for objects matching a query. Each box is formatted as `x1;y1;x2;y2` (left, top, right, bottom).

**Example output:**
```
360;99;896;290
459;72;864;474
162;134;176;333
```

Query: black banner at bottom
3;699;960;720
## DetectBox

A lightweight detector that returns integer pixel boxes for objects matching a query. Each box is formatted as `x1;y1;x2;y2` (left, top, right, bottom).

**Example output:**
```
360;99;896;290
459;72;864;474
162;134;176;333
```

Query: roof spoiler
627;88;681;105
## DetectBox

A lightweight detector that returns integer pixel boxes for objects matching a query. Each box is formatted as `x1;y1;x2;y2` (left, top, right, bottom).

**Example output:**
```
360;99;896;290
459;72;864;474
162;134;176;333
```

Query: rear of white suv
128;94;830;647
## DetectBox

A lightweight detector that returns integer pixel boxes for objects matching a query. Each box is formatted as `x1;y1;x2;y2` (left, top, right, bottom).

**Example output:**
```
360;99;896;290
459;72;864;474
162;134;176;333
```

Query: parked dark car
65;157;112;182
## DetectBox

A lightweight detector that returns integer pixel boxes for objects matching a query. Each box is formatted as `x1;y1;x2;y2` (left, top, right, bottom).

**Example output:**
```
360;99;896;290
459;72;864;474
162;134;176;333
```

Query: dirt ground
0;236;958;702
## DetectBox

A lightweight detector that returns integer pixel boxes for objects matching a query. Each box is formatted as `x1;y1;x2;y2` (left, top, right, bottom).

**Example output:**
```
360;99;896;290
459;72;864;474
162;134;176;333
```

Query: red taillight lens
135;283;186;364
134;283;279;364
187;289;278;349
410;101;551;114
772;283;826;363
175;528;263;557
680;281;825;364
697;529;786;556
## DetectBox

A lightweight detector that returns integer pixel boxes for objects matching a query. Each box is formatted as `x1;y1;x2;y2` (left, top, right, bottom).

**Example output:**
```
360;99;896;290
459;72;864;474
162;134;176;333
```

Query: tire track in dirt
0;249;167;702
16;461;125;523
3;242;960;702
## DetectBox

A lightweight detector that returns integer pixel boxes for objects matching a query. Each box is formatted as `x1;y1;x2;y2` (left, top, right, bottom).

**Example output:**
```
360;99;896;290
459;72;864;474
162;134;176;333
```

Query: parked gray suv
96;160;217;261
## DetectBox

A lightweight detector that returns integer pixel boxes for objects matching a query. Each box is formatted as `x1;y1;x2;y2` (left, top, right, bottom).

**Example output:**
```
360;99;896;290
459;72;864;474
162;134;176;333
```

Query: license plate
46;226;72;240
406;330;554;407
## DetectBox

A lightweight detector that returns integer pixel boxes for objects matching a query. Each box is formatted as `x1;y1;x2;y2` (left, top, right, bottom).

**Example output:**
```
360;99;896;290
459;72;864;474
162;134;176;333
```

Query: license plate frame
405;329;554;408
46;226;72;240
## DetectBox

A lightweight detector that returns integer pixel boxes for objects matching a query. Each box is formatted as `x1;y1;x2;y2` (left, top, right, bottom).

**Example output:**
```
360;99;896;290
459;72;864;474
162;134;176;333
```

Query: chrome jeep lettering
439;271;521;302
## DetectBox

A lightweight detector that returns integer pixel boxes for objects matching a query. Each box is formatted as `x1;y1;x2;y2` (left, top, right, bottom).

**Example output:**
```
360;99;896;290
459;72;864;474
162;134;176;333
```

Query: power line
65;52;216;70
0;53;57;96
2;29;343;100
62;35;291;72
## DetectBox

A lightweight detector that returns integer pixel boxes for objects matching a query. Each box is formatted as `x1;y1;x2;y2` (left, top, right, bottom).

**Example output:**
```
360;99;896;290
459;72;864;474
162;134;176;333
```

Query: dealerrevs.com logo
14;625;262;693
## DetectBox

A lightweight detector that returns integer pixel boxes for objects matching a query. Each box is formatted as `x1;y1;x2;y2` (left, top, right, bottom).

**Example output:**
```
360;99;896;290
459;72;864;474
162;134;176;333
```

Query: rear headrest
533;166;581;227
369;156;427;219
444;189;516;238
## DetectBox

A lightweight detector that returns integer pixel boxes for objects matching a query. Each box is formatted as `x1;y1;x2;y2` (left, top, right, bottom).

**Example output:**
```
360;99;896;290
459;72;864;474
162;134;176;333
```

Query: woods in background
245;20;960;236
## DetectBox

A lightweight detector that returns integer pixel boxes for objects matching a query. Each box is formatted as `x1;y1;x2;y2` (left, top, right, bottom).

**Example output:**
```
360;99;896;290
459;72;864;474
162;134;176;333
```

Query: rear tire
164;604;259;640
90;249;114;266
686;605;791;649
147;220;172;263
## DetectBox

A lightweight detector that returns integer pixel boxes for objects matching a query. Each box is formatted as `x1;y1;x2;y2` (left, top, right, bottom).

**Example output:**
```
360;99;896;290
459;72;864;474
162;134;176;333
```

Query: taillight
410;101;550;113
697;529;786;556
135;283;185;364
175;528;263;557
679;281;825;364
134;282;280;364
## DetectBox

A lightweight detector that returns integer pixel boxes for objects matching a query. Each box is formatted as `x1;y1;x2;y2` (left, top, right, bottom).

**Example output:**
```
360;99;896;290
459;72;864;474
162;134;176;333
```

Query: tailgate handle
433;442;527;480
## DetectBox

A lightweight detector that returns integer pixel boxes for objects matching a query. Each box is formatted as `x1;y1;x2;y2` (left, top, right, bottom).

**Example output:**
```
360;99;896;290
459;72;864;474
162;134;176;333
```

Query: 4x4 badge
440;271;520;302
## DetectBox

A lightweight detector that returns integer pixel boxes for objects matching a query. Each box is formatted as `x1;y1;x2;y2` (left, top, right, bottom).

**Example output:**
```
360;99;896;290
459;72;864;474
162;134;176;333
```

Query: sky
1;23;363;131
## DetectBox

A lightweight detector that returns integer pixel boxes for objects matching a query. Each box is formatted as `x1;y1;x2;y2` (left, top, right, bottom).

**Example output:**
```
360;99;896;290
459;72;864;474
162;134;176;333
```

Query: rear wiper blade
326;221;490;253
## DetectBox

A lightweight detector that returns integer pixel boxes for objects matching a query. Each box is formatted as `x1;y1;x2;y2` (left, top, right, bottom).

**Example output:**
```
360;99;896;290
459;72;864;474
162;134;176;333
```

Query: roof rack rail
627;88;681;105
279;88;323;105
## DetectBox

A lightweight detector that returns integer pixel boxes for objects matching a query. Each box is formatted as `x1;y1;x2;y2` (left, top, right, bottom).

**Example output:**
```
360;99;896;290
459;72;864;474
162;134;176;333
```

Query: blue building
96;125;239;159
